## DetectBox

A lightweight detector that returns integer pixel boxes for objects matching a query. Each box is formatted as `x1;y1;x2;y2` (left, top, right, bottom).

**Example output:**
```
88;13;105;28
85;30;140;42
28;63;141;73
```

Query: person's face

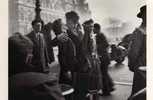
61;24;67;33
66;19;78;30
89;24;94;33
137;10;146;25
84;24;94;33
93;27;100;34
33;22;42;33
66;19;72;26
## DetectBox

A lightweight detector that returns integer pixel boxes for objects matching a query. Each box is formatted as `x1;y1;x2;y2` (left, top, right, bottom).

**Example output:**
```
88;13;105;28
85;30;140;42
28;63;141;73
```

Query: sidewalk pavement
49;59;133;100
100;58;133;100
100;84;131;100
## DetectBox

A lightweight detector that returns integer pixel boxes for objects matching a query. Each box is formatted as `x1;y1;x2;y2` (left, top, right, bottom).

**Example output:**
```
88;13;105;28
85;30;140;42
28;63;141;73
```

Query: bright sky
87;0;146;29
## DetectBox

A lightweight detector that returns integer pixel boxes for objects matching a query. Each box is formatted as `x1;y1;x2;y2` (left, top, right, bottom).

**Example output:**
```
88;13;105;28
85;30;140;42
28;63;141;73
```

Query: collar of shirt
35;32;41;39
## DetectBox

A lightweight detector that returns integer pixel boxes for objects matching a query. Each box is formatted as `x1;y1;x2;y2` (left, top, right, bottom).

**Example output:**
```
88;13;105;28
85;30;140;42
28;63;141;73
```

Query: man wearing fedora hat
127;5;146;100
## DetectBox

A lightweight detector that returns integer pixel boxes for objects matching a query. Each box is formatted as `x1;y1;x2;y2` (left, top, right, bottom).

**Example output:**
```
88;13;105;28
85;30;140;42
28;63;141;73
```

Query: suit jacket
96;33;109;56
27;31;50;72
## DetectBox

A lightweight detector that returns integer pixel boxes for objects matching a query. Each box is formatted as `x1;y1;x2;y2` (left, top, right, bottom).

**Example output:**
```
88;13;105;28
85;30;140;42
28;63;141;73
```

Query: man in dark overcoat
51;18;77;85
117;5;147;100
127;5;146;100
93;23;114;96
65;11;88;100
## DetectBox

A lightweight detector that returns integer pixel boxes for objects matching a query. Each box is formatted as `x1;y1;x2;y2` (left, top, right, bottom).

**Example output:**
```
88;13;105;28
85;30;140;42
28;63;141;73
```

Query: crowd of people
9;5;146;100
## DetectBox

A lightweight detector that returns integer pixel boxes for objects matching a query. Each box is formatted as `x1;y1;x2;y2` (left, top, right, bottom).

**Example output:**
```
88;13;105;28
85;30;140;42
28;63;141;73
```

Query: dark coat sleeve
51;37;59;47
96;33;109;56
58;39;78;72
128;29;146;72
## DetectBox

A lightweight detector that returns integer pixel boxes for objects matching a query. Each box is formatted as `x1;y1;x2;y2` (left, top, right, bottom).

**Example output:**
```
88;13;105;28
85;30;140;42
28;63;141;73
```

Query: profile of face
33;22;42;33
88;24;94;33
93;27;99;34
58;23;67;34
66;19;79;31
137;6;146;25
61;24;67;34
84;23;94;34
66;19;74;29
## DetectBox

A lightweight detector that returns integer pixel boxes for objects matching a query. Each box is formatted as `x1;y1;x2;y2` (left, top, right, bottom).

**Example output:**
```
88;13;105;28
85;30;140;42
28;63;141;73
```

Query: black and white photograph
8;0;147;100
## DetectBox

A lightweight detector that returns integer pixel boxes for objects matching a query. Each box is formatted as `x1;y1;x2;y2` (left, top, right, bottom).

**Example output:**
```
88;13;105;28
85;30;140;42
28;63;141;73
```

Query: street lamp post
35;0;42;21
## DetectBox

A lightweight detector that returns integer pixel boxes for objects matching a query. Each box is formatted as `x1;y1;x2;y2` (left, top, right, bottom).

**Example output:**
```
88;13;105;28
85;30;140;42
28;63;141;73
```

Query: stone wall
9;0;91;36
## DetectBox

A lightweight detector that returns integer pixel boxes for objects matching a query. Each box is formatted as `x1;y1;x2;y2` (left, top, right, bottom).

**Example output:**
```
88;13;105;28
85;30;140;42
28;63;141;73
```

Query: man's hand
57;33;69;42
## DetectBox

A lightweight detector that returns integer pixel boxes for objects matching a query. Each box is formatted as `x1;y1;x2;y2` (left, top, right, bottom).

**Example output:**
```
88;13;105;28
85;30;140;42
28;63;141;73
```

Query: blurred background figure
93;23;114;96
82;19;102;100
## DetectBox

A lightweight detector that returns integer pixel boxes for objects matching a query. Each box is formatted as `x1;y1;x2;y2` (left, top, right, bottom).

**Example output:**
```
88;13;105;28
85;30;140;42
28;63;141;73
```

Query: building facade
9;0;91;35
